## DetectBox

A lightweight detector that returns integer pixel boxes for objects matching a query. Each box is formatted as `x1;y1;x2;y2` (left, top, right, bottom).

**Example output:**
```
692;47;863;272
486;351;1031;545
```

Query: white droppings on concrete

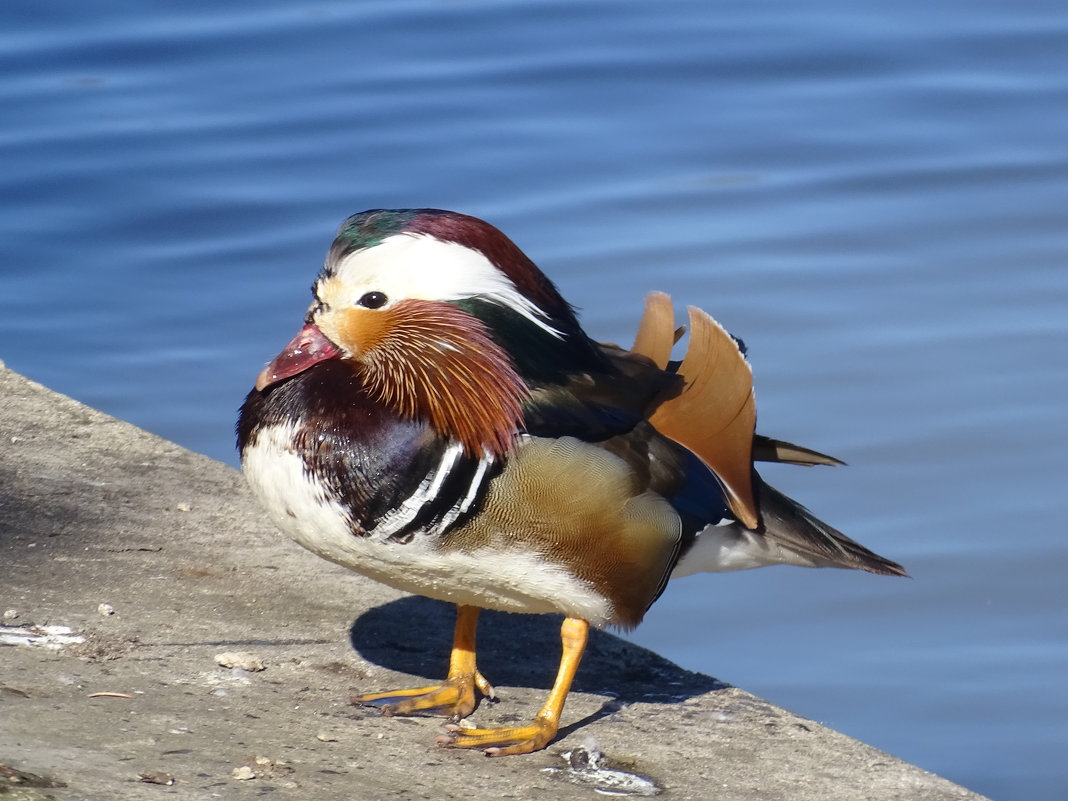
0;624;85;649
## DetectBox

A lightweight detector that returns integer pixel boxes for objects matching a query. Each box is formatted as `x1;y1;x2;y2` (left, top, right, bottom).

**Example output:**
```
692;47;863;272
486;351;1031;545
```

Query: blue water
3;3;1067;799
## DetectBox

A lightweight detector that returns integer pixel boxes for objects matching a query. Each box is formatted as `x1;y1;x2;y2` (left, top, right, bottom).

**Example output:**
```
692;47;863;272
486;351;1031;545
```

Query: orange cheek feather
335;307;397;355
349;299;529;458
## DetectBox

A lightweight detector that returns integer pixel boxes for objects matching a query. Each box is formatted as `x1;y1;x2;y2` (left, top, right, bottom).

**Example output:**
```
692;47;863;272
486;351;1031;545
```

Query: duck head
254;209;587;457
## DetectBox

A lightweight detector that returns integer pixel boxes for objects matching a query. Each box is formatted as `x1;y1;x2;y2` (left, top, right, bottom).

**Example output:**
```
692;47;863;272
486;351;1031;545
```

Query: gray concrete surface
0;364;986;801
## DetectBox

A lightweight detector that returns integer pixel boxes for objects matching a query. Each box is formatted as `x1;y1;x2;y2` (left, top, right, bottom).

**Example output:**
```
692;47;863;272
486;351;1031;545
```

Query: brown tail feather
645;305;760;529
631;291;677;369
631;293;844;472
755;476;907;576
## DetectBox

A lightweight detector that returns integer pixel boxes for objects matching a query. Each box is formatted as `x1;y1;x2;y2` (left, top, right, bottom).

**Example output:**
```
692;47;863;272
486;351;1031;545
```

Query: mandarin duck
237;209;905;757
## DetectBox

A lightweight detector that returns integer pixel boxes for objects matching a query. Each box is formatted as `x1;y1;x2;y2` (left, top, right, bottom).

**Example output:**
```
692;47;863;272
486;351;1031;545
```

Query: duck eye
358;291;388;309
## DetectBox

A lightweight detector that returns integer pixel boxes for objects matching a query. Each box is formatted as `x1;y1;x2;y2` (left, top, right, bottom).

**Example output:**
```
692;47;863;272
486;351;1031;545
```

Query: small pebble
214;651;265;672
2;610;18;622
176;502;191;512
316;732;339;742
138;772;176;786
97;603;115;617
231;766;256;781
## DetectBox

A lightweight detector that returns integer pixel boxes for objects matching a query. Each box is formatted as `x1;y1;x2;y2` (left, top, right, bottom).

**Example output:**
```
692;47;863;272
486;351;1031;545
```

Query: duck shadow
348;596;726;712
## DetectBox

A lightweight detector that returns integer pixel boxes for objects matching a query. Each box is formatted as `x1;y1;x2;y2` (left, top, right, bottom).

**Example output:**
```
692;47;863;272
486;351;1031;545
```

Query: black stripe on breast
385;453;501;544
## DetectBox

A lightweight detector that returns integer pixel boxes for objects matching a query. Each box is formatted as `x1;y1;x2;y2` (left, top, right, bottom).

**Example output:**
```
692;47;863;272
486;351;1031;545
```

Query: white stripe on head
328;233;562;337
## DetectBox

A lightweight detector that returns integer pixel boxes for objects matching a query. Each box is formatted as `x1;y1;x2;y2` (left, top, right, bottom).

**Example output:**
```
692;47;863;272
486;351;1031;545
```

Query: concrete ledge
0;365;985;800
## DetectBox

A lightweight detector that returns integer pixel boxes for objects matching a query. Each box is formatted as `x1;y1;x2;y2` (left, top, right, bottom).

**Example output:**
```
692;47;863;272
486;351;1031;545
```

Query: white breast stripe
432;454;495;534
458;455;494;514
369;441;464;540
425;441;464;500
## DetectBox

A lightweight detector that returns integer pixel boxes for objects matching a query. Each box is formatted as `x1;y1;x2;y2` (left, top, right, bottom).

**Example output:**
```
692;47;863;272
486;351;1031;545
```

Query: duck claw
436;717;559;757
350;671;492;719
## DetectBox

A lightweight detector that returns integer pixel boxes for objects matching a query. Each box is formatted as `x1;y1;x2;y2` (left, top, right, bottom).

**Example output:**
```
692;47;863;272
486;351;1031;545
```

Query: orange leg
352;604;493;719
437;616;589;757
